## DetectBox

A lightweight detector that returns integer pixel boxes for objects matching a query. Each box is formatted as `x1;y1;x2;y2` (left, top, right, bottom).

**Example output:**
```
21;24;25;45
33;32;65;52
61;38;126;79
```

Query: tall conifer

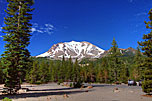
132;46;144;81
109;38;121;82
1;0;34;93
138;9;152;94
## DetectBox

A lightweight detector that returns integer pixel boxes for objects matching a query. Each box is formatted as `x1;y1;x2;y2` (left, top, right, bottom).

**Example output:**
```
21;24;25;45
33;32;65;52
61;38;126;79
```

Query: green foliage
1;0;34;92
24;51;144;85
57;79;63;85
2;97;12;101
130;46;144;81
70;83;73;87
22;38;144;86
108;38;122;82
0;60;4;84
138;9;152;94
73;80;83;88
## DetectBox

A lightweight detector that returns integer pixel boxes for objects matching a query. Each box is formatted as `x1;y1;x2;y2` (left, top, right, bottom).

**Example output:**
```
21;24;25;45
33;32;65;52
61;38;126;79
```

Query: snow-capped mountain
36;41;105;60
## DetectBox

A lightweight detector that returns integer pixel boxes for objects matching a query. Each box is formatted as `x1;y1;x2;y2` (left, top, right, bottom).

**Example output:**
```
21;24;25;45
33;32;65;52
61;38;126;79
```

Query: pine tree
26;60;39;84
1;0;34;93
0;60;4;84
39;61;49;83
95;64;103;83
72;59;80;82
48;60;55;82
138;9;152;94
101;57;109;83
58;56;66;82
66;57;73;81
109;38;122;82
119;62;128;83
132;46;144;81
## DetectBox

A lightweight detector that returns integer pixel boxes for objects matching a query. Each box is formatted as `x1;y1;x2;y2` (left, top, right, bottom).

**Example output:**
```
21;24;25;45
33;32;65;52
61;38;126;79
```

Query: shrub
2;97;12;101
74;80;83;88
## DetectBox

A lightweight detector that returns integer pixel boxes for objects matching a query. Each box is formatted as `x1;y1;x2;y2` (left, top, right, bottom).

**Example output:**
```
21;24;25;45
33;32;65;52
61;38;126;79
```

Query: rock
80;85;84;90
63;94;69;98
81;85;84;88
80;88;83;90
87;86;93;89
113;90;120;93
114;88;119;90
113;88;120;93
47;97;51;100
18;88;29;93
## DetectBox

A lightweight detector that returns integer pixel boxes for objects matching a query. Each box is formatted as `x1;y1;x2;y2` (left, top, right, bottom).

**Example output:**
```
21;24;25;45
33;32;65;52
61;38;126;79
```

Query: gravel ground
0;83;152;101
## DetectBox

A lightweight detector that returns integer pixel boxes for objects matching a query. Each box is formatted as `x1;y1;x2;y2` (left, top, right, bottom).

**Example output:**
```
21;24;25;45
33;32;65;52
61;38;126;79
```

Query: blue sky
0;0;152;56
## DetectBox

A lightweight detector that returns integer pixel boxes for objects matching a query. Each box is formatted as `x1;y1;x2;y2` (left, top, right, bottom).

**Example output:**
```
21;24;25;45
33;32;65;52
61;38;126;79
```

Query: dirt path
0;83;152;101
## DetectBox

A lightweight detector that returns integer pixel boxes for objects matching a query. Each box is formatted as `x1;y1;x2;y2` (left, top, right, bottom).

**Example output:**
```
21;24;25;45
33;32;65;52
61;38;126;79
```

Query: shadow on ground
0;87;92;100
91;84;115;88
0;84;116;100
28;87;77;92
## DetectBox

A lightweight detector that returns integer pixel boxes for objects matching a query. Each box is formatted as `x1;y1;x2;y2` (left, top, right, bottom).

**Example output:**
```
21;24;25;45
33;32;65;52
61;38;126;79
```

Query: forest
0;39;145;85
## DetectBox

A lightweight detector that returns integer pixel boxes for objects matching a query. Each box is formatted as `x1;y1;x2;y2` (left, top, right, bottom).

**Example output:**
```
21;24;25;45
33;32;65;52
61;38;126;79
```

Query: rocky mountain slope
36;41;136;60
36;41;105;60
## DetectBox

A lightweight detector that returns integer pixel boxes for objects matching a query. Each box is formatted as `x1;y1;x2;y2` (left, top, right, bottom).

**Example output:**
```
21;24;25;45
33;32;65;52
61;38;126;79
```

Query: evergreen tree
109;38;122;82
39;61;49;83
138;9;152;94
95;64;103;83
0;60;4;84
55;60;61;82
72;59;80;82
119;62;128;83
58;56;66;82
101;58;109;83
26;60;39;84
132;46;144;81
66;57;73;81
87;62;94;82
48;60;55;82
1;0;34;93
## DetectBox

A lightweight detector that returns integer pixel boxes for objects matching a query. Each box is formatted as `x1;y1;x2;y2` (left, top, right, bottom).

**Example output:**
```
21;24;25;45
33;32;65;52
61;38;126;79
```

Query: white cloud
31;28;36;32
0;22;55;39
30;23;55;39
31;23;54;34
45;24;54;28
37;30;43;33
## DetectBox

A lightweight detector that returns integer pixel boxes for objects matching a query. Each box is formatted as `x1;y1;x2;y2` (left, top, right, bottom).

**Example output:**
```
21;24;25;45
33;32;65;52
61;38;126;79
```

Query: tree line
0;38;144;85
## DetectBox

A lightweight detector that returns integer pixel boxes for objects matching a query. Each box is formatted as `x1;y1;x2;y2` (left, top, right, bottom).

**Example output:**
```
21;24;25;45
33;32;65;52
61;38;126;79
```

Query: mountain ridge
36;41;136;60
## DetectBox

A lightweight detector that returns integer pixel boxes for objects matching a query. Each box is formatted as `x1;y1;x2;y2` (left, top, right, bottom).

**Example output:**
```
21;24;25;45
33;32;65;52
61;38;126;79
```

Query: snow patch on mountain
36;41;105;60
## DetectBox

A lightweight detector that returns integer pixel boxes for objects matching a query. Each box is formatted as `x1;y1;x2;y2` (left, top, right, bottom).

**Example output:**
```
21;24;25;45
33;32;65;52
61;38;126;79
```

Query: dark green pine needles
1;0;34;93
109;38;122;82
138;9;152;94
